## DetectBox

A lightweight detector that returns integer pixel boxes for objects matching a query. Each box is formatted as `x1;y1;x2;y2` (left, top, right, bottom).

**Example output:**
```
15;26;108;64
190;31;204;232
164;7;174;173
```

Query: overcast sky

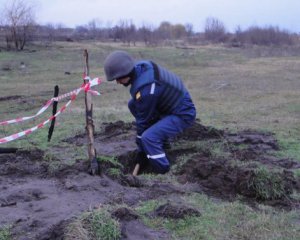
2;0;300;33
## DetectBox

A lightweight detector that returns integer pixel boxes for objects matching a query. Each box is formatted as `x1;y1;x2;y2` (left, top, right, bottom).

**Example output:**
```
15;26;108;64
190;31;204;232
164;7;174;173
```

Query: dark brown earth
0;120;299;239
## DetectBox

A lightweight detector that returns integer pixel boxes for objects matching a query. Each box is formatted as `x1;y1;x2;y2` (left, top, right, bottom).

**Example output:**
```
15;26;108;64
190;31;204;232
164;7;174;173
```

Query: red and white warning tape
0;77;101;126
0;77;101;144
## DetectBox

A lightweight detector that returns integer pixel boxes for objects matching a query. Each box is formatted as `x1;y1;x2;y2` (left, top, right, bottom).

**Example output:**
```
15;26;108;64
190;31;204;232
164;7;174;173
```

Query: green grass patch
136;199;163;216
97;155;123;177
137;194;300;240
141;172;179;184
276;134;300;161
171;152;197;174
294;169;300;178
0;226;11;240
65;207;121;240
107;168;121;178
248;166;286;200
97;155;122;168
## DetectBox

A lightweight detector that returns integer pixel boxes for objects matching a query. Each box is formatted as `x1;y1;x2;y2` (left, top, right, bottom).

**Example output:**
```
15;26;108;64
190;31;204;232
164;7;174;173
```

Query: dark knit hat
104;51;135;81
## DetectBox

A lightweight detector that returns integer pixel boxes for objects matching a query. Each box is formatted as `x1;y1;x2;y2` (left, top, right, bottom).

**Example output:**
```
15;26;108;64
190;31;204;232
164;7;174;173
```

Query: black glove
135;136;143;151
135;151;148;168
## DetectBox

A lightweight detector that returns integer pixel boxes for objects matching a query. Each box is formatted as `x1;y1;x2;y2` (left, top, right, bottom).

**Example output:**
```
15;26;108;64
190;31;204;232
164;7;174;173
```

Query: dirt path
0;121;299;239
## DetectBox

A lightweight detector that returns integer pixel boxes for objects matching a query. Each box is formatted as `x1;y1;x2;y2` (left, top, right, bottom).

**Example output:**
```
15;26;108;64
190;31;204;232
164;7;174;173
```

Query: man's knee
140;130;153;146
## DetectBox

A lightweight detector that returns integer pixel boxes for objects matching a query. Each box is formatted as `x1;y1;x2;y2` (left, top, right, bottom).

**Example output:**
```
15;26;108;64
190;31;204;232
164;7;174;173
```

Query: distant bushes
235;26;295;46
202;17;297;47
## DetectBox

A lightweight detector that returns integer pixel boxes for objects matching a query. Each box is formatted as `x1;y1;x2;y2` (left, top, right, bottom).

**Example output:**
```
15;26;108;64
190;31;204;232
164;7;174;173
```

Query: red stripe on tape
16;117;23;122
71;94;77;101
25;129;32;134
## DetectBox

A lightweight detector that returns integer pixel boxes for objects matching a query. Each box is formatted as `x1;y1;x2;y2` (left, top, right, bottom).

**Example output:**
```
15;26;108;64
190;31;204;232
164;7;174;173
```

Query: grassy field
1;41;299;158
0;41;299;239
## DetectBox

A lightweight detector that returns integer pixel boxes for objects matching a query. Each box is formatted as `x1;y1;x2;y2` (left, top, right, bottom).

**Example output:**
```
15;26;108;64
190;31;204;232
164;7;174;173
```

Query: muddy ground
0;120;299;239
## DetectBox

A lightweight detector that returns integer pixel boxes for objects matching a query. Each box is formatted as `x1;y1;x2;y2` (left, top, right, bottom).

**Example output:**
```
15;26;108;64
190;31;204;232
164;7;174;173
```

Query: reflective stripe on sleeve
150;83;155;94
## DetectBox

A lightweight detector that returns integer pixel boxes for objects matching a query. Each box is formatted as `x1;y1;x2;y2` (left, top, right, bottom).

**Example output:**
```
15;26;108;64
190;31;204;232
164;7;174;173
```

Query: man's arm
134;83;160;136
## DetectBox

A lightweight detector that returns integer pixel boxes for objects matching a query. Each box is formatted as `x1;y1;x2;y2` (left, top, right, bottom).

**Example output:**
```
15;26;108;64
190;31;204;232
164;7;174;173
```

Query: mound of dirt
112;207;140;221
177;154;298;207
154;202;201;219
112;207;171;240
177;120;224;140
66;120;300;208
0;149;46;176
174;123;299;208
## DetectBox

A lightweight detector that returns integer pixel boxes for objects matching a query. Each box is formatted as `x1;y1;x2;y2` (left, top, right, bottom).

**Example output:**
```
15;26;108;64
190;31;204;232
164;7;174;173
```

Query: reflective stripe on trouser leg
141;115;192;173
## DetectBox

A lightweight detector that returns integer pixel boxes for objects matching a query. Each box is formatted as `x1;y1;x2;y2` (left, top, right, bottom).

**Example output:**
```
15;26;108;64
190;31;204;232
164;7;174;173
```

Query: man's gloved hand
136;136;143;152
135;151;148;168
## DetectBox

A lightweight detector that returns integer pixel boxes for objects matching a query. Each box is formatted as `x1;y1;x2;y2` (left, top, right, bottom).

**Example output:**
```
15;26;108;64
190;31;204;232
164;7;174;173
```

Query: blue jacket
128;61;196;136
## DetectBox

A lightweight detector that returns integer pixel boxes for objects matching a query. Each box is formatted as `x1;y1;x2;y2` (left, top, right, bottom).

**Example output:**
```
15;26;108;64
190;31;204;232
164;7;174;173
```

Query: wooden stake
48;85;59;142
132;163;140;176
83;49;99;175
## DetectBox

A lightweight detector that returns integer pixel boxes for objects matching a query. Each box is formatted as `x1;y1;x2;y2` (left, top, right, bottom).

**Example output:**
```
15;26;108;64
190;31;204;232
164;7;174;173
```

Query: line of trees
0;0;299;51
71;20;193;46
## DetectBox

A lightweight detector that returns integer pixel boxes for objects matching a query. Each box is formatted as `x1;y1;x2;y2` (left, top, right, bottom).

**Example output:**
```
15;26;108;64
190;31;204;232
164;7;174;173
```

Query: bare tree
44;23;56;42
204;17;227;43
87;19;103;40
139;23;154;46
127;21;137;46
185;23;194;37
3;0;36;50
114;19;137;46
74;25;89;40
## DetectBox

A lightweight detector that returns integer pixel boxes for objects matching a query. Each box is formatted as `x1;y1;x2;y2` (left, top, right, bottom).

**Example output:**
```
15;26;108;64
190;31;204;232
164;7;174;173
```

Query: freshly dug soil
0;120;299;239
